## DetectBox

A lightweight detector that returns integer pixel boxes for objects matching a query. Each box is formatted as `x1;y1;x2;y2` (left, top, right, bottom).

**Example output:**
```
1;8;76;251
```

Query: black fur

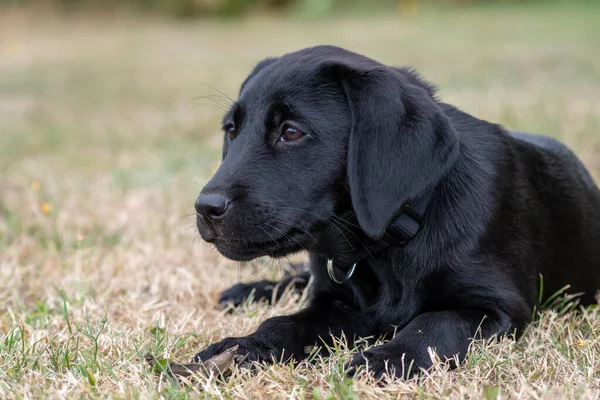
193;46;600;379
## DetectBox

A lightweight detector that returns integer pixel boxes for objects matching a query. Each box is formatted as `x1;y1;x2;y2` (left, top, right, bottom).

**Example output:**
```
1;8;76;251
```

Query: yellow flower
576;340;586;348
31;180;41;191
41;203;52;214
399;0;419;15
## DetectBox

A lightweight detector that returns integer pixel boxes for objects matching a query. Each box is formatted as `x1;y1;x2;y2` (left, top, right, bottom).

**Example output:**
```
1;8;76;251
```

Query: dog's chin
211;236;304;262
213;246;263;262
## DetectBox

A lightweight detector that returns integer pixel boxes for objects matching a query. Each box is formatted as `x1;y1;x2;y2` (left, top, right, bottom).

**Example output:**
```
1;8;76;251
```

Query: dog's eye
279;124;304;142
224;123;237;140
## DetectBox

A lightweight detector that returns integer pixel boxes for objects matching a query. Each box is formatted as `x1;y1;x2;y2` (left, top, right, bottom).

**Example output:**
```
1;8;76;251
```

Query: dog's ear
321;53;459;239
239;57;278;95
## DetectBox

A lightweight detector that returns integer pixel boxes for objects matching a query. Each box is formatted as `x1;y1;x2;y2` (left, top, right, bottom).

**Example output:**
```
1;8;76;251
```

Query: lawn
1;3;599;399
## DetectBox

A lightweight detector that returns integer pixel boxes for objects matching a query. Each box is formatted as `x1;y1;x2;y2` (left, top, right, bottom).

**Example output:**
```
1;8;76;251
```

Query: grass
1;2;600;398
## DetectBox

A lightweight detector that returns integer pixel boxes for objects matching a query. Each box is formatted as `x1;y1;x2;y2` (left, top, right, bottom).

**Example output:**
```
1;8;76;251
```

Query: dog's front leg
347;309;516;379
218;269;312;308
193;295;369;365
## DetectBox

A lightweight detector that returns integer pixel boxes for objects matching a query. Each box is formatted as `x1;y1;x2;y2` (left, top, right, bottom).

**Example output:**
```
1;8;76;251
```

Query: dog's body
194;46;600;378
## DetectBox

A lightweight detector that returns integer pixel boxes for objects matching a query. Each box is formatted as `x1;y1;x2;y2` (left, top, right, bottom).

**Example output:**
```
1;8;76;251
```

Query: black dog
193;46;600;379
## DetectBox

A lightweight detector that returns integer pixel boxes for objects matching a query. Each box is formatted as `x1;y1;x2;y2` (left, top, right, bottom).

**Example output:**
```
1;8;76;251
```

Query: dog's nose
195;193;231;220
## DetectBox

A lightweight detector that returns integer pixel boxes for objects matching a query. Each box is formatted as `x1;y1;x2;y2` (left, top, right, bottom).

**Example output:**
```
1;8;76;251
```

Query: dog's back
510;131;597;189
508;131;600;305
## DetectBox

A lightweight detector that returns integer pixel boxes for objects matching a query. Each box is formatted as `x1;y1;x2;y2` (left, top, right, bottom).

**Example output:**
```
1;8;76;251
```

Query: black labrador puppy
193;46;600;379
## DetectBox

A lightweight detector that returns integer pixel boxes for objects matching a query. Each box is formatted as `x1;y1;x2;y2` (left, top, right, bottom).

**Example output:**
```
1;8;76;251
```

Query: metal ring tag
327;259;357;284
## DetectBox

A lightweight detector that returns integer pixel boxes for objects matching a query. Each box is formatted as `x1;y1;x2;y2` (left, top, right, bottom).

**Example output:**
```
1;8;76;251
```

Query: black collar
327;186;434;283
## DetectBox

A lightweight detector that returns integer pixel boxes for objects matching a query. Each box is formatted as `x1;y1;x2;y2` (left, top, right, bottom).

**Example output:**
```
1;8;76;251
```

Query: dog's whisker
264;222;306;252
259;225;280;248
270;211;355;249
185;96;225;110
247;256;275;280
199;82;235;104
268;202;361;229
324;216;375;257
267;215;319;245
181;212;196;223
186;94;231;109
188;101;229;112
186;89;233;109
186;223;197;233
263;223;300;249
198;94;233;109
267;211;374;259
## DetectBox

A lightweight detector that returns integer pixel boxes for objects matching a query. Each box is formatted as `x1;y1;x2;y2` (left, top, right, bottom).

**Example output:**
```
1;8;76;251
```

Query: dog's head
195;46;458;261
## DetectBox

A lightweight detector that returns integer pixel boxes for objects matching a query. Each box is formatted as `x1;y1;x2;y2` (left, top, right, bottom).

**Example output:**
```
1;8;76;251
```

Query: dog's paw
218;282;274;308
193;335;283;367
346;345;421;380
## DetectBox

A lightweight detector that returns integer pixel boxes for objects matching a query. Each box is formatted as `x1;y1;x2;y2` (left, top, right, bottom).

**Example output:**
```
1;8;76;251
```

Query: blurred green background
3;0;599;18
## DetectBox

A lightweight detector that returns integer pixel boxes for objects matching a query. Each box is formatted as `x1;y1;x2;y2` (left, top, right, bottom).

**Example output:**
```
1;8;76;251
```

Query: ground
1;3;599;399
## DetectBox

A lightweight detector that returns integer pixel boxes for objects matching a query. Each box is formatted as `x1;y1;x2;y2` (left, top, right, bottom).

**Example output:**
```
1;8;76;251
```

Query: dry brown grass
1;3;600;399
